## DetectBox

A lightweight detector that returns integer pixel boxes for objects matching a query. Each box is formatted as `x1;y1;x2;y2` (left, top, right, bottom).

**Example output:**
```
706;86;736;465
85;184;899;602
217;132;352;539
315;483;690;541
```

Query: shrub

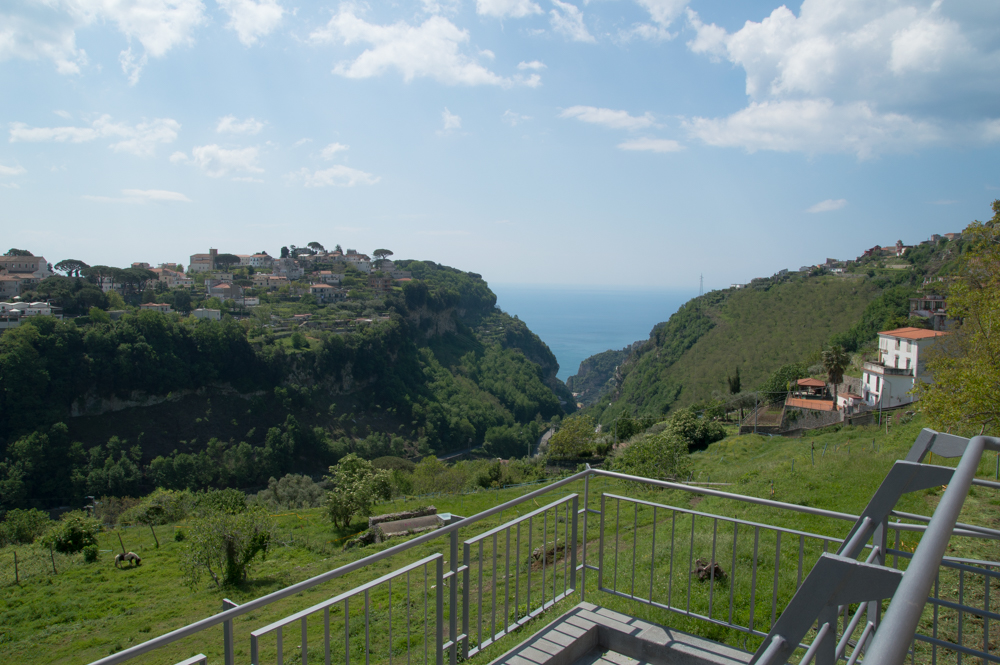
411;456;469;495
663;410;727;452
42;511;101;553
83;545;99;563
196;488;247;516
121;489;196;526
175;528;186;542
182;507;275;588
610;431;692;481
371;456;416;473
94;496;142;526
254;474;325;509
0;508;51;546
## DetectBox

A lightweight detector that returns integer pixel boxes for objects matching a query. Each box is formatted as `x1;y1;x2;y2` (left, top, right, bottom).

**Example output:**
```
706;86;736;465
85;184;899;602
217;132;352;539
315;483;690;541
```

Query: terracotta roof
839;393;863;399
878;327;950;340
797;378;827;387
786;398;835;411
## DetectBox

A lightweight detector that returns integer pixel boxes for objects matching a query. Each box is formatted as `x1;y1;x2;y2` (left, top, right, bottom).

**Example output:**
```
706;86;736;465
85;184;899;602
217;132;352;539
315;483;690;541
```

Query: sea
490;285;696;381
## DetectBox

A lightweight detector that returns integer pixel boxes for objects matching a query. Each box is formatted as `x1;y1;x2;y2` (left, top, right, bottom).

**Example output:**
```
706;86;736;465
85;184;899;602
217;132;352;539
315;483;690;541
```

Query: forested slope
0;262;572;509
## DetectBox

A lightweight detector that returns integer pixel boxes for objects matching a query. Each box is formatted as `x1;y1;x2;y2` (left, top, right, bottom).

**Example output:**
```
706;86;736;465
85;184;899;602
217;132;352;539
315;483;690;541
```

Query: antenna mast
699;274;704;296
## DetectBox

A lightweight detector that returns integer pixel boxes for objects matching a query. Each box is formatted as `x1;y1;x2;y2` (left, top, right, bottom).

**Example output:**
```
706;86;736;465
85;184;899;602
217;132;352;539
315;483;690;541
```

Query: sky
1;0;999;289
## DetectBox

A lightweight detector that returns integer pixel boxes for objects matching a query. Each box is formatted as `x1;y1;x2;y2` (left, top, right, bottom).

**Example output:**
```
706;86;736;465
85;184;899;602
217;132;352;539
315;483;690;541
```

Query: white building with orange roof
862;326;950;408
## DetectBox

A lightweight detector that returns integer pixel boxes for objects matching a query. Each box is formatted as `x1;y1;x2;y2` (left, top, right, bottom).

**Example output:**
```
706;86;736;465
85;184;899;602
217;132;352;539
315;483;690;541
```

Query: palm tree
822;345;850;409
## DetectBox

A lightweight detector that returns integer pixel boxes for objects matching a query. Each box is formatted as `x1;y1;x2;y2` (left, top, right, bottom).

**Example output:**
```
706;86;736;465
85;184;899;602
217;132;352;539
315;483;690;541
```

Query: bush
254;474;325;509
0;508;51;546
182;507;275;588
663;410;727;452
610;431;692;481
94;496;142;526
42;511;101;553
196;488;247;516
175;528;186;542
371;456;416;473
411;456;469;495
120;489;196;526
83;544;99;563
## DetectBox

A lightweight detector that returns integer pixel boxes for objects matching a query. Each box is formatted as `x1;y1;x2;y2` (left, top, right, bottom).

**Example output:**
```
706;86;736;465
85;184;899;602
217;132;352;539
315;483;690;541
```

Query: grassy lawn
2;416;998;664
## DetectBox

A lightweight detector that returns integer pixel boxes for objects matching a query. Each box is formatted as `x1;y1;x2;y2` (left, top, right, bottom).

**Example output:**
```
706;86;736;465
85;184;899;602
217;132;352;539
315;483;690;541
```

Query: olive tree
182;507;275;588
324;454;392;529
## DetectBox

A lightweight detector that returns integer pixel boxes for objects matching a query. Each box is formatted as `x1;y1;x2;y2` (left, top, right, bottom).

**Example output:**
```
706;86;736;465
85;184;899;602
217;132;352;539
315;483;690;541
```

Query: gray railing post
449;529;458;665
581;470;589;602
222;598;237;665
570;495;579;592
462;541;471;659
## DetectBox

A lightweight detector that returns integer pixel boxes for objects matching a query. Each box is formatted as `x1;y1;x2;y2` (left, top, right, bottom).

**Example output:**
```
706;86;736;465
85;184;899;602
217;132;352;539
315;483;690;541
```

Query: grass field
2;415;998;664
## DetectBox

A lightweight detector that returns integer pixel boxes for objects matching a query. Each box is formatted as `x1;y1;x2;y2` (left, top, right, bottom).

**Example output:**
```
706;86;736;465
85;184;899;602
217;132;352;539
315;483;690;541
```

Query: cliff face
565;346;633;407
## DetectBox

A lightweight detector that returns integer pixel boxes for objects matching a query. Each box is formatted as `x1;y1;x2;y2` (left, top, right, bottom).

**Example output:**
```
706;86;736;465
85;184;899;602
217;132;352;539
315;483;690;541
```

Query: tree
548;415;596;458
324;454;392;529
373;249;394;269
610;430;691;481
280;246;290;259
307;242;325;253
918;200;1000;434
214;253;241;271
55;259;89;277
821;345;850;408
5;249;33;256
334;244;343;253
182;507;274;587
726;367;743;421
41;510;101;553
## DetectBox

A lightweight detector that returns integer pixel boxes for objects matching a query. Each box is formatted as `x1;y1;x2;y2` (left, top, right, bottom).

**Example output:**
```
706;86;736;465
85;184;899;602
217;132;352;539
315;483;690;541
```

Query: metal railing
87;429;1000;665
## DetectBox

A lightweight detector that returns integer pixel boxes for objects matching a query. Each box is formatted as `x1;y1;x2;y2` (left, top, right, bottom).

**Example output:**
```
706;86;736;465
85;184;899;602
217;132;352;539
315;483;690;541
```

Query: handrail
865;435;1000;664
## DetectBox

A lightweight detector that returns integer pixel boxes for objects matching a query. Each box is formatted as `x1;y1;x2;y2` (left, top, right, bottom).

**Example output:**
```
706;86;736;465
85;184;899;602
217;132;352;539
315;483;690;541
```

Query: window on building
895;339;900;349
906;358;911;370
876;376;881;392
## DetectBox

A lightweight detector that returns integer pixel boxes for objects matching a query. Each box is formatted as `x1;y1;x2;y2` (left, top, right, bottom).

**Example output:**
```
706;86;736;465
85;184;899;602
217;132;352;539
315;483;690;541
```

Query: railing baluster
478;540;483;650
958;568;965;665
570;496;578;595
798;534;805;589
436;557;444;665
423;563;428;665
631;501;639;598
668;510;675;609
542;510;548;609
389;577;393;665
527;516;533;614
407;570;412;665
613;498;620;593
325;606;331;665
729;522;737;626
301;616;309;665
894;526;901;569
598;495;605;591
709;518;718;619
504;527;511;633
649;506;657;603
515;522;521;621
687;513;696;614
462;541;470;659
581;473;589;602
564;501;570;596
451;531;459;665
750;527;760;634
771;531;782;629
932;570;939;665
984;565;991;665
277;625;283;665
344;598;350;665
491;533;497;643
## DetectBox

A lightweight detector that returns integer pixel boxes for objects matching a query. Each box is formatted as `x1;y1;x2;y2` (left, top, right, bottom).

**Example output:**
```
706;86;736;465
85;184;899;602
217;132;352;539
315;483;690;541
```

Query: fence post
222;598;238;665
49;545;57;574
14;551;18;584
449;530;458;665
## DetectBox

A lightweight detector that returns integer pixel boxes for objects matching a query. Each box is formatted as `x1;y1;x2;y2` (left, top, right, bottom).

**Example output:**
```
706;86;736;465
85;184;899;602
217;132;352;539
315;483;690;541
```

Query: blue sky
2;0;999;289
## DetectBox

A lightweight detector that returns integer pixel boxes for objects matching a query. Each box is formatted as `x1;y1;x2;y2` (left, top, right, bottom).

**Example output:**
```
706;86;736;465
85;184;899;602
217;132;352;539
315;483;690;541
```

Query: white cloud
517;60;545;70
442;108;462;130
291;165;380;187
617;137;684;152
118;47;147;85
173;144;262;177
807;198;847;213
684;0;1000;155
216;0;283;46
84;188;191;203
320;142;349;159
623;0;686;41
476;0;541;19
560;106;655;131
0;0;206;80
502;110;531;126
683;99;939;159
216;115;265;134
311;9;510;86
293;138;312;147
550;0;595;43
0;164;26;176
9;115;180;156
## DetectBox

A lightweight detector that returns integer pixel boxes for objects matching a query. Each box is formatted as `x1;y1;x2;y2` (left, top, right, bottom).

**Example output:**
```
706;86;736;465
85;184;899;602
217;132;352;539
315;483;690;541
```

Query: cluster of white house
860;326;950;409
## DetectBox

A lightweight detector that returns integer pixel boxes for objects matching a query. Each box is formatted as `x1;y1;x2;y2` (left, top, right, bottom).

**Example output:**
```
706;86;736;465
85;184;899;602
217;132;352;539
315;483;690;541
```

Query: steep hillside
0;261;573;509
590;275;881;424
566;346;633;407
